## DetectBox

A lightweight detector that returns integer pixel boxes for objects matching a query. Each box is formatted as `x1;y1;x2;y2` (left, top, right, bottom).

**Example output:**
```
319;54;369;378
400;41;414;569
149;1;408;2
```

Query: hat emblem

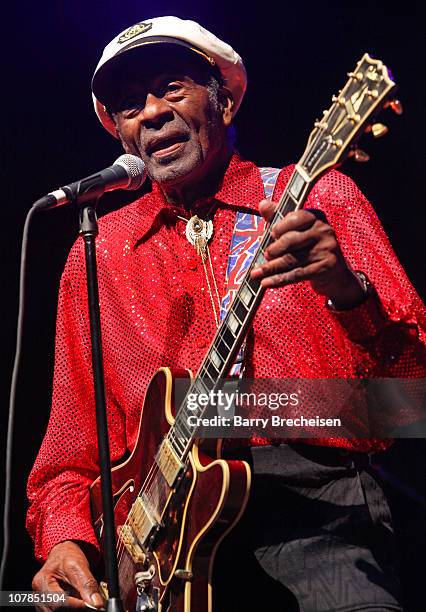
118;22;152;44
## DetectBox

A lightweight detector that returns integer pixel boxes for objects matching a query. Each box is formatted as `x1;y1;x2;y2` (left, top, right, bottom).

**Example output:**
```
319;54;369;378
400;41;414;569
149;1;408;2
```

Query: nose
141;93;174;127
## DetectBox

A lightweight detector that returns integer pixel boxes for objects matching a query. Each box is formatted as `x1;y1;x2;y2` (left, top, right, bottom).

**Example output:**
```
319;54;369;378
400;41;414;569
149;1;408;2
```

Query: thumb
258;199;276;223
70;568;104;609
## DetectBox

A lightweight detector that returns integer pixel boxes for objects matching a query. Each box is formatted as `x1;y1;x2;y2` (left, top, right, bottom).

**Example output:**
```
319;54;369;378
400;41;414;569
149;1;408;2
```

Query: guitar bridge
118;524;147;564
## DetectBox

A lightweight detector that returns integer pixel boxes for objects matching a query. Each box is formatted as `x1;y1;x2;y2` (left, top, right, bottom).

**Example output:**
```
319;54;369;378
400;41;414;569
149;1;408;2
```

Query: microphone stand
79;201;124;612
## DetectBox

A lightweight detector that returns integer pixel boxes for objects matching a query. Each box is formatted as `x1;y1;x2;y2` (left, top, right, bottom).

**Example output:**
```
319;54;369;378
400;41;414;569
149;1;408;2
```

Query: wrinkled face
110;55;233;188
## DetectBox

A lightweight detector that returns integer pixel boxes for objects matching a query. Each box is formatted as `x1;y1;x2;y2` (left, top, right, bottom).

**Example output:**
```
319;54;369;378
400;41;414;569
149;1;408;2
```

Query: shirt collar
130;153;266;246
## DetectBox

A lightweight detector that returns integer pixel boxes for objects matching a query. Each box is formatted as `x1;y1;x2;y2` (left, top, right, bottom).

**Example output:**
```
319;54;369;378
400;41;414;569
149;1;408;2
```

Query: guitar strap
220;167;281;376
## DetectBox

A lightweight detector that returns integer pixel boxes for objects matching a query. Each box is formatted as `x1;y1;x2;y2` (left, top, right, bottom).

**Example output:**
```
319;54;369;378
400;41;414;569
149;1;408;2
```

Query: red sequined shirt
26;155;426;561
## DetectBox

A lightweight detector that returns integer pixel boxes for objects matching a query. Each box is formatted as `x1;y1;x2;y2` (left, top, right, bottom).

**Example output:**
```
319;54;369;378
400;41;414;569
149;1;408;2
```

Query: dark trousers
213;443;403;611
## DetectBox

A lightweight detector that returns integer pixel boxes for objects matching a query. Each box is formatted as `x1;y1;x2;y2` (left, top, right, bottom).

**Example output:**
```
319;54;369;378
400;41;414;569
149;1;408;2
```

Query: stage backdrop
2;2;425;608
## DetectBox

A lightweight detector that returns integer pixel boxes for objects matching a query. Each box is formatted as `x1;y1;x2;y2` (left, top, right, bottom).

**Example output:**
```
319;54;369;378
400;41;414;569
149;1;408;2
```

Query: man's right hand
32;541;104;610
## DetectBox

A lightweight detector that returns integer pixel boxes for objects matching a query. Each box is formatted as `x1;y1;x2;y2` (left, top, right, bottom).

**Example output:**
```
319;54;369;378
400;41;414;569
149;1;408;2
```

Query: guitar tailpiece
135;584;159;612
136;592;157;612
135;565;156;587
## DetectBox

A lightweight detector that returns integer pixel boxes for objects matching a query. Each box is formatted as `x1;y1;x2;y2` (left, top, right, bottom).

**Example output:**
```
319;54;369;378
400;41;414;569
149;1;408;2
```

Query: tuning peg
386;99;403;115
349;149;370;162
347;71;363;82
371;123;389;138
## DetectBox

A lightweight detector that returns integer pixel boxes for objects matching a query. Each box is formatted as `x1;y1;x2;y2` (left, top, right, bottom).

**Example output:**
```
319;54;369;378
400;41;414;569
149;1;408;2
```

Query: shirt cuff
36;513;100;563
327;288;387;345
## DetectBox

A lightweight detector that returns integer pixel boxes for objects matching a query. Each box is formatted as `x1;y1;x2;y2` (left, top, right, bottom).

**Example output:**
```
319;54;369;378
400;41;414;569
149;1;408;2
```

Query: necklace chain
176;207;221;327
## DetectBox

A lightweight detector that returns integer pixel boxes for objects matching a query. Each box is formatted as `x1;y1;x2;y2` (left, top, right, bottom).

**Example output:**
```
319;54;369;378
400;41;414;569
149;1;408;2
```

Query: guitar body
90;367;251;612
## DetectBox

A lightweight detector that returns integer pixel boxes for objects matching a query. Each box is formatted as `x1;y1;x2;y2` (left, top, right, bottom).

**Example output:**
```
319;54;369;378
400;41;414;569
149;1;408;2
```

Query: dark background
2;1;425;609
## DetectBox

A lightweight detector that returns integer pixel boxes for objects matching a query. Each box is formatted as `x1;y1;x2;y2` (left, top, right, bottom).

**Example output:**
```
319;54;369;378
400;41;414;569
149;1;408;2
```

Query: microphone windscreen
114;154;146;190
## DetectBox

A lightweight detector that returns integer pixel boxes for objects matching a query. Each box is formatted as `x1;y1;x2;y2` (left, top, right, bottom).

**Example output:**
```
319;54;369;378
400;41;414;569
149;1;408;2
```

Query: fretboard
165;167;313;459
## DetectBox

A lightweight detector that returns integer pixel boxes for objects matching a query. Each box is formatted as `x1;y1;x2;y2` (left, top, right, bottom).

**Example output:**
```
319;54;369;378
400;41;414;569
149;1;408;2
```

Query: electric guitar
90;54;400;611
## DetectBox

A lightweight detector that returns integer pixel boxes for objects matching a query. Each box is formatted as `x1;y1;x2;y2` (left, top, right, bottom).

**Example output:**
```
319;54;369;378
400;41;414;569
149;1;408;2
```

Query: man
27;16;426;611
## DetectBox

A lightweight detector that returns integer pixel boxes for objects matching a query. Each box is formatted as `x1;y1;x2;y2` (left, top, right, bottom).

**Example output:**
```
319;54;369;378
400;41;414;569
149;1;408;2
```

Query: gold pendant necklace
176;210;221;327
185;215;214;262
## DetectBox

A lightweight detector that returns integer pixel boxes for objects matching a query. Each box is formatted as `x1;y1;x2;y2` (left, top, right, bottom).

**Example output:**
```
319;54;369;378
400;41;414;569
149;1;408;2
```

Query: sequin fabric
26;154;426;561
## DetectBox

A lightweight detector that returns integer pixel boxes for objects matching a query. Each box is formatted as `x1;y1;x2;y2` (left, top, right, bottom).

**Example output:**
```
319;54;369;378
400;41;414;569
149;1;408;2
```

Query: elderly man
27;16;426;612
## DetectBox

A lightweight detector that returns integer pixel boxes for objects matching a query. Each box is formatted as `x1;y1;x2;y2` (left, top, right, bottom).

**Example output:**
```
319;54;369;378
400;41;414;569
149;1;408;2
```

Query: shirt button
196;338;207;349
187;257;198;271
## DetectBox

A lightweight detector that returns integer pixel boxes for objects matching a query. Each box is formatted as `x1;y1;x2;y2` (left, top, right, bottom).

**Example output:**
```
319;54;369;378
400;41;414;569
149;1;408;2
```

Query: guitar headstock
297;53;399;182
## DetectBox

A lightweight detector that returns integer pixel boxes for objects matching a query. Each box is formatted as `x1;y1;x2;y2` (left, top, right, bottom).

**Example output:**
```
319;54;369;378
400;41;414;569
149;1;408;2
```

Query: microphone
33;154;146;210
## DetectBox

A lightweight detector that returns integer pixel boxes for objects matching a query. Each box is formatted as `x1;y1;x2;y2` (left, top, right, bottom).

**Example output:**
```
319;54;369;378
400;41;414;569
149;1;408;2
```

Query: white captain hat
91;16;247;137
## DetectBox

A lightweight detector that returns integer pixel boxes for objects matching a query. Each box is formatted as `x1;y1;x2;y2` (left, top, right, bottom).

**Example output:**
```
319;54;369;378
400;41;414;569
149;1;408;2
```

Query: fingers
264;229;318;260
62;562;103;609
32;542;104;611
258;199;276;222
256;259;336;289
252;230;336;279
32;572;65;607
258;202;320;235
252;206;343;290
33;571;89;610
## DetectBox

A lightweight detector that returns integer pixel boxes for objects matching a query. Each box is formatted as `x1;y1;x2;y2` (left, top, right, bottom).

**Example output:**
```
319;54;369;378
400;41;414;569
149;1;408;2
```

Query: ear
118;136;133;155
112;116;133;154
218;87;234;127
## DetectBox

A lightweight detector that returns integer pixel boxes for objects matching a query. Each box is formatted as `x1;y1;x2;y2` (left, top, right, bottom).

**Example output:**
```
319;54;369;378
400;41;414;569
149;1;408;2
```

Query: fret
168;432;183;456
191;378;210;397
243;280;257;296
278;192;298;215
204;359;221;380
254;251;267;266
233;298;250;325
227;312;240;333
171;436;186;457
229;306;247;327
289;172;306;201
183;399;202;421
217;327;234;351
214;337;231;360
185;418;197;436
172;418;191;446
239;284;253;306
171;421;188;446
210;347;223;369
198;366;216;385
245;276;261;296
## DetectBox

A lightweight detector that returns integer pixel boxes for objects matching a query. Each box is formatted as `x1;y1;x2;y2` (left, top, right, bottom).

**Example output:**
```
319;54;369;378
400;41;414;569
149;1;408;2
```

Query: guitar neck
169;167;313;457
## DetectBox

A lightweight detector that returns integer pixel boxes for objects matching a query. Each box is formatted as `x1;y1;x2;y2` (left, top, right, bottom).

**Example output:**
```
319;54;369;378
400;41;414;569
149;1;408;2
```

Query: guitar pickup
155;439;184;487
127;495;161;547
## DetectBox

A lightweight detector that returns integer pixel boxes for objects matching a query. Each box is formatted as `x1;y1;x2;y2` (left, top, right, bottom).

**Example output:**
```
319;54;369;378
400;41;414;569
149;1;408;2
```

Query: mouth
147;133;189;158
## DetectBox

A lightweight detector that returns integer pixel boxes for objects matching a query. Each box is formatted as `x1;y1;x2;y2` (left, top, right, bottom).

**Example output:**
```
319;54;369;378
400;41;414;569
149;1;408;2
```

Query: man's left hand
250;200;365;310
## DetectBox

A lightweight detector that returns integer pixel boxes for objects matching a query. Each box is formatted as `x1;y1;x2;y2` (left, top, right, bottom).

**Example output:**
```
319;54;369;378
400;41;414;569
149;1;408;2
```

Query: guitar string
117;219;299;567
117;226;276;565
115;375;210;564
115;339;240;566
117;186;297;564
116;374;214;566
116;185;306;567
